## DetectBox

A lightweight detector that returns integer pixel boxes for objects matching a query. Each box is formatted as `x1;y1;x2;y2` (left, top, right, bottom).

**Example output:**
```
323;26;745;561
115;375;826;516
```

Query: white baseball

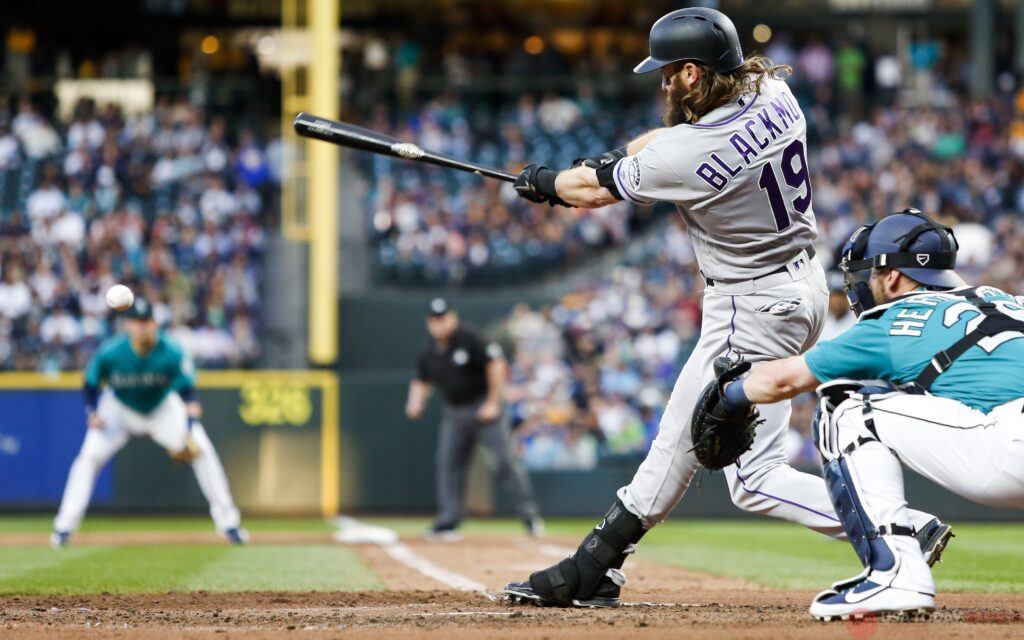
105;284;135;311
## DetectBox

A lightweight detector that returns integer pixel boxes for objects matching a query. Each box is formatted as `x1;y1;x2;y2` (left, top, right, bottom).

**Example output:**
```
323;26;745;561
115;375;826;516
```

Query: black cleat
505;576;621;608
916;518;955;567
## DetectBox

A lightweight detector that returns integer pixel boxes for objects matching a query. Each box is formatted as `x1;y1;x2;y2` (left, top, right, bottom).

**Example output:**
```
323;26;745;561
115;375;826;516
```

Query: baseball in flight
105;284;135;311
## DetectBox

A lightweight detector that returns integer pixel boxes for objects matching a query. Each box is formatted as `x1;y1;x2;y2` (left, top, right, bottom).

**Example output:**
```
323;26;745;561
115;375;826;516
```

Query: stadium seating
0;97;270;371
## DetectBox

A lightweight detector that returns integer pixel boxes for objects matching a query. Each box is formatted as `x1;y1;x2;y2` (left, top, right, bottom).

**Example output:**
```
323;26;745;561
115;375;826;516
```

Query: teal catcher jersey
805;286;1024;412
85;333;196;414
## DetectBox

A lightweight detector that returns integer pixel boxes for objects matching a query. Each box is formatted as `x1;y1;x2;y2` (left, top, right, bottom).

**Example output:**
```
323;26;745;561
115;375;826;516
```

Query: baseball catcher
710;209;1024;619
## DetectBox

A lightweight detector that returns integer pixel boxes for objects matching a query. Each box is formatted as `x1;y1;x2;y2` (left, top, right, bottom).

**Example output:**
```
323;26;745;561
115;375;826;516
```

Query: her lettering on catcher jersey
804;286;1024;412
609;77;816;282
85;333;196;414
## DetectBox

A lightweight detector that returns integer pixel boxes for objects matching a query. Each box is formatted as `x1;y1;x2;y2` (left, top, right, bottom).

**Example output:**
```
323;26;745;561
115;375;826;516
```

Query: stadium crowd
354;29;1009;287
359;95;655;286
0;96;272;371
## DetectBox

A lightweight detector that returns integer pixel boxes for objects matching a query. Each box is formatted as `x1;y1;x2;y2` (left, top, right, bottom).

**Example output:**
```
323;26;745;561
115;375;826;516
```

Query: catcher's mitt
690;360;762;470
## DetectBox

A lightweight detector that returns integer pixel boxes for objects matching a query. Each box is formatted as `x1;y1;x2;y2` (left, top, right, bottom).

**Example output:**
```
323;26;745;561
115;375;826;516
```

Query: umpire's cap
125;298;154;321
841;209;966;289
426;297;452;317
634;7;744;75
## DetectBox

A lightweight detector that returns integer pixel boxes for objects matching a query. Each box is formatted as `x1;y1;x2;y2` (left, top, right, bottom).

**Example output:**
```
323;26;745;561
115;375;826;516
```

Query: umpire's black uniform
412;299;541;538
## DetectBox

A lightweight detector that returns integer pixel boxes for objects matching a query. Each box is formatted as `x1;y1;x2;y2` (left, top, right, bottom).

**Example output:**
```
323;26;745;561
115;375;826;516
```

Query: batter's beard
662;85;689;127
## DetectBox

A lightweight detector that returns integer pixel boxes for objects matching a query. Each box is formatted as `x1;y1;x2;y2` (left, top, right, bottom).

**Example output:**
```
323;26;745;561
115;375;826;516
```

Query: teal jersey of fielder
804;286;1024;412
84;332;196;414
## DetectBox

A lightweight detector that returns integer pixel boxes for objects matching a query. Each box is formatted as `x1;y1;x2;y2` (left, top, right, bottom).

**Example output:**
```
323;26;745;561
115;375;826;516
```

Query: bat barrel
293;113;517;183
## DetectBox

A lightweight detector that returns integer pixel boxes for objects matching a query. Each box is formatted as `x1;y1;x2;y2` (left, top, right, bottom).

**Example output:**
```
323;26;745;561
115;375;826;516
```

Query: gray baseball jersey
611;77;816;281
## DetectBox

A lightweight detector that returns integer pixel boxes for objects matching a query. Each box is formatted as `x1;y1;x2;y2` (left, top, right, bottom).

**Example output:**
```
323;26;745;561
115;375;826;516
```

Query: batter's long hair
670;54;792;126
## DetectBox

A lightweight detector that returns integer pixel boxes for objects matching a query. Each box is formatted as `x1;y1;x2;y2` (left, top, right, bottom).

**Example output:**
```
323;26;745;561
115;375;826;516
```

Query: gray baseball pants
436;400;539;527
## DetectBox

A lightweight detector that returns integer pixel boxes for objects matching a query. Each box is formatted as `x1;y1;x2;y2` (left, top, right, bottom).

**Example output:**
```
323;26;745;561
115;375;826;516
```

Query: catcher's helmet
634;8;744;75
839;209;965;315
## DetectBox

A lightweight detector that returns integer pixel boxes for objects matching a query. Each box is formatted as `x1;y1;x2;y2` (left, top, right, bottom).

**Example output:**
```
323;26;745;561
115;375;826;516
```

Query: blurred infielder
716;210;1024;618
505;8;951;608
52;299;246;547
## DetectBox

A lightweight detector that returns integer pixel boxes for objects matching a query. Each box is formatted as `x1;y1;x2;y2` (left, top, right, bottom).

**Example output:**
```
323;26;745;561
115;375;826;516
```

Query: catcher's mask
839;209;964;317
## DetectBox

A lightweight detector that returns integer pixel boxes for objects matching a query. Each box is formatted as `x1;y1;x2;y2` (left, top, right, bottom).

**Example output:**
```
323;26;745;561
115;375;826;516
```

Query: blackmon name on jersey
693;90;803;192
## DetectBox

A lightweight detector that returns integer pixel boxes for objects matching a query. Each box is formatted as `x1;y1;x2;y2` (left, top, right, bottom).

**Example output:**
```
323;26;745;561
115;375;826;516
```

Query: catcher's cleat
50;531;71;549
224;527;249;545
916;518;954;567
809;580;934;621
824;518;955;596
505;575;621;609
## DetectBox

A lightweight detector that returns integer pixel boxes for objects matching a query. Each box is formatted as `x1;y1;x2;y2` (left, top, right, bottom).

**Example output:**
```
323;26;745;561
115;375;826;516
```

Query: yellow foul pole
307;0;339;366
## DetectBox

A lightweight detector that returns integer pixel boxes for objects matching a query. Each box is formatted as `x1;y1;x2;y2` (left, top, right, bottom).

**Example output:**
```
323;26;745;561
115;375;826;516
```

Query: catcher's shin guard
823;457;917;571
527;499;645;605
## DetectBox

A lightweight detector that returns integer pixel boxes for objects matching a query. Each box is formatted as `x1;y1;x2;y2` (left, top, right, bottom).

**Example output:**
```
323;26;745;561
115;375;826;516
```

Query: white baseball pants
54;391;241;534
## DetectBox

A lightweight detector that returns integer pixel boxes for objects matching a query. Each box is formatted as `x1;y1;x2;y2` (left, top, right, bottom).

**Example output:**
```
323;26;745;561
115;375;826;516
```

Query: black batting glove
514;164;571;207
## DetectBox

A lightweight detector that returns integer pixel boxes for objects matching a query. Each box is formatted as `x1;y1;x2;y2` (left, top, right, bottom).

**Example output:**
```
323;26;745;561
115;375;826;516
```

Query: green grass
0;515;335;535
0;543;383;595
633;520;1024;593
0;516;378;595
0;516;1021;595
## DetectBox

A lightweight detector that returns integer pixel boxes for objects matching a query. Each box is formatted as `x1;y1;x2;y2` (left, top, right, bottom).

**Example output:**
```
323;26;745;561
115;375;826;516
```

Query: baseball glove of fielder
167;433;202;464
690;360;762;470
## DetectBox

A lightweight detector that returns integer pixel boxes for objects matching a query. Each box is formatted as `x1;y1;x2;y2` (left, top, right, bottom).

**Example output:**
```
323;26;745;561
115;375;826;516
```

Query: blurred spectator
0;96;272;371
821;271;856;341
358;94;658;286
502;216;702;469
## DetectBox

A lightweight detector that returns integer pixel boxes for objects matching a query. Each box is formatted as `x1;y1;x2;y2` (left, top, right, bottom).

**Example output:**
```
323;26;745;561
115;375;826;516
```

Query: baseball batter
52;299;245;547
505;8;949;608
720;210;1024;618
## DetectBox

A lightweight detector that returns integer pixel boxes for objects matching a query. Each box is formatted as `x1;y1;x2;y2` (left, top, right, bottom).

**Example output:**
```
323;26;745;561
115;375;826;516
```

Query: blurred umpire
405;297;543;541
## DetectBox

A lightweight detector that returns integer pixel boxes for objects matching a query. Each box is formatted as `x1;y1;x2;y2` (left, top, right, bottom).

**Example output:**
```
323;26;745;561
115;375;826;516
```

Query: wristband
534;168;561;200
722;380;751;415
84;383;99;412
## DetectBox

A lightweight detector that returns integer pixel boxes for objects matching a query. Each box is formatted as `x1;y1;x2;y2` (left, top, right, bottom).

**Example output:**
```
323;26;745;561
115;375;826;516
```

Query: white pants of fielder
820;392;1024;595
54;391;241;534
616;257;936;535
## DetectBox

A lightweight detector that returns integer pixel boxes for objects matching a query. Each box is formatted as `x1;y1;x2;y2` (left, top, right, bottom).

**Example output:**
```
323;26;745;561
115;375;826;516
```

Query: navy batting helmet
839;209;965;315
634;8;744;75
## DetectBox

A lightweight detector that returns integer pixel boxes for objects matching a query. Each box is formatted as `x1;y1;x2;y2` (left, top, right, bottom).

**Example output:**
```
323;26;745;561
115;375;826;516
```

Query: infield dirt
1;532;1020;638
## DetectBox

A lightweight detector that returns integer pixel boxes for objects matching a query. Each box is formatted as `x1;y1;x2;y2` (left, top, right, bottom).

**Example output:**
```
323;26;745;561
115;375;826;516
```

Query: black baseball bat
293;112;517;183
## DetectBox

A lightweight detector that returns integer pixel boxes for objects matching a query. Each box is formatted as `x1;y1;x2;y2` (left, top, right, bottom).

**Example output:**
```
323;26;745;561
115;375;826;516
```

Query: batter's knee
723;463;780;514
726;473;760;512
